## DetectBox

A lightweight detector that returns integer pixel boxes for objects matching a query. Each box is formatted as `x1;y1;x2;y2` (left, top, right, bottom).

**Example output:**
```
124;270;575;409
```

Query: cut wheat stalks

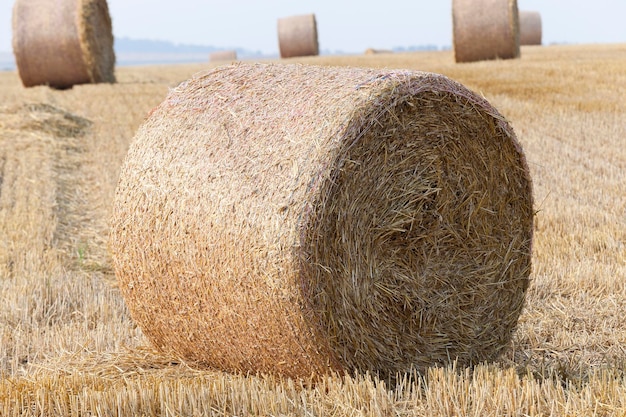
519;11;542;46
452;0;521;63
277;14;319;58
110;63;534;381
12;0;115;89
209;50;238;62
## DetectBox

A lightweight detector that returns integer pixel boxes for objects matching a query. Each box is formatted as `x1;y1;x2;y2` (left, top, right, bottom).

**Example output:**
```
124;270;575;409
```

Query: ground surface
0;43;625;415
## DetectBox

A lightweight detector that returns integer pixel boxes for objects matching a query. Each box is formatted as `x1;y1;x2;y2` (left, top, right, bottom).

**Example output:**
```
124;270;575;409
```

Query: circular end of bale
519;11;542;46
453;0;521;63
78;0;116;84
110;63;533;380
12;0;115;88
277;14;319;58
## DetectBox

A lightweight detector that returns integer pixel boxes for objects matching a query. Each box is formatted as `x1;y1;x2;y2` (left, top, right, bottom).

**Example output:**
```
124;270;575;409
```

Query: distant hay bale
519;11;542;46
364;48;393;55
110;63;534;380
453;0;520;63
277;14;319;58
12;0;116;89
209;50;238;62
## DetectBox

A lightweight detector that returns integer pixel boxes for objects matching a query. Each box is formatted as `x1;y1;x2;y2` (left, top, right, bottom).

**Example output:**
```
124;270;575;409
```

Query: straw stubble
110;63;534;380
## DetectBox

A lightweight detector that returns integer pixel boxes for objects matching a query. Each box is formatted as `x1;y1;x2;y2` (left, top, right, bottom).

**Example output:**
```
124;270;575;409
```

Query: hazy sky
1;0;625;53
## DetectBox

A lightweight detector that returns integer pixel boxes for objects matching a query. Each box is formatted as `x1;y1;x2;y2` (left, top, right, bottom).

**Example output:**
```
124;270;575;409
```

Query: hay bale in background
453;0;520;63
12;0;115;89
364;48;394;55
209;50;238;62
277;14;319;58
110;63;534;380
519;11;542;46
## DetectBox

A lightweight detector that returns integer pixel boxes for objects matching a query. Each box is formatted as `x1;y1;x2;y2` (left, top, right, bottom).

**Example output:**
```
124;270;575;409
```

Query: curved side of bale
519;11;542;46
12;0;115;88
453;0;520;63
209;50;238;62
277;14;319;58
110;63;534;380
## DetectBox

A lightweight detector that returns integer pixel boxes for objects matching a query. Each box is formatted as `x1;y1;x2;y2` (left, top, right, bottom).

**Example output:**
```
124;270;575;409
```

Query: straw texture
12;0;115;88
453;0;520;63
519;11;542;46
209;50;238;62
110;63;534;380
277;14;319;58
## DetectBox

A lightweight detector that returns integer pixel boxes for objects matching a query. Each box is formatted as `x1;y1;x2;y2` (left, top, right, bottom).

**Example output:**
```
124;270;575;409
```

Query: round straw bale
110;63;534;380
209;50;238;62
452;0;520;63
364;48;393;55
12;0;116;89
277;14;319;58
519;11;542;46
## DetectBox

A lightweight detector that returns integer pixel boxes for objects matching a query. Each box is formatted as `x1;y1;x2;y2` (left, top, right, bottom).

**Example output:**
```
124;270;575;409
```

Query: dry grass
0;42;625;415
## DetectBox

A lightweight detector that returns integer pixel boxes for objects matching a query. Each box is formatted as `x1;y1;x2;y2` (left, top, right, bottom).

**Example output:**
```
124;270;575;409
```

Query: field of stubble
0;43;625;416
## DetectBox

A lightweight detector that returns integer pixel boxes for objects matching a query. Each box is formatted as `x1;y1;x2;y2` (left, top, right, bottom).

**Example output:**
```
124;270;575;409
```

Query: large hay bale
209;50;238;62
110;63;534;380
453;0;520;63
12;0;116;89
277;14;319;58
519;11;542;46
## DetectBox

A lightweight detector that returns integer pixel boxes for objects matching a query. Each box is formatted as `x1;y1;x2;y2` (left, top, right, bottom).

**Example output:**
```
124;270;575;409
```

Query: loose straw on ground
519;11;542;46
110;63;534;381
277;14;319;58
452;0;520;63
12;0;115;89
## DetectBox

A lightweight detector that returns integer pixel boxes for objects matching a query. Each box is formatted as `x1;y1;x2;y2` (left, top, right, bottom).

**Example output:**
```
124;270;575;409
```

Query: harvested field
1;43;625;415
